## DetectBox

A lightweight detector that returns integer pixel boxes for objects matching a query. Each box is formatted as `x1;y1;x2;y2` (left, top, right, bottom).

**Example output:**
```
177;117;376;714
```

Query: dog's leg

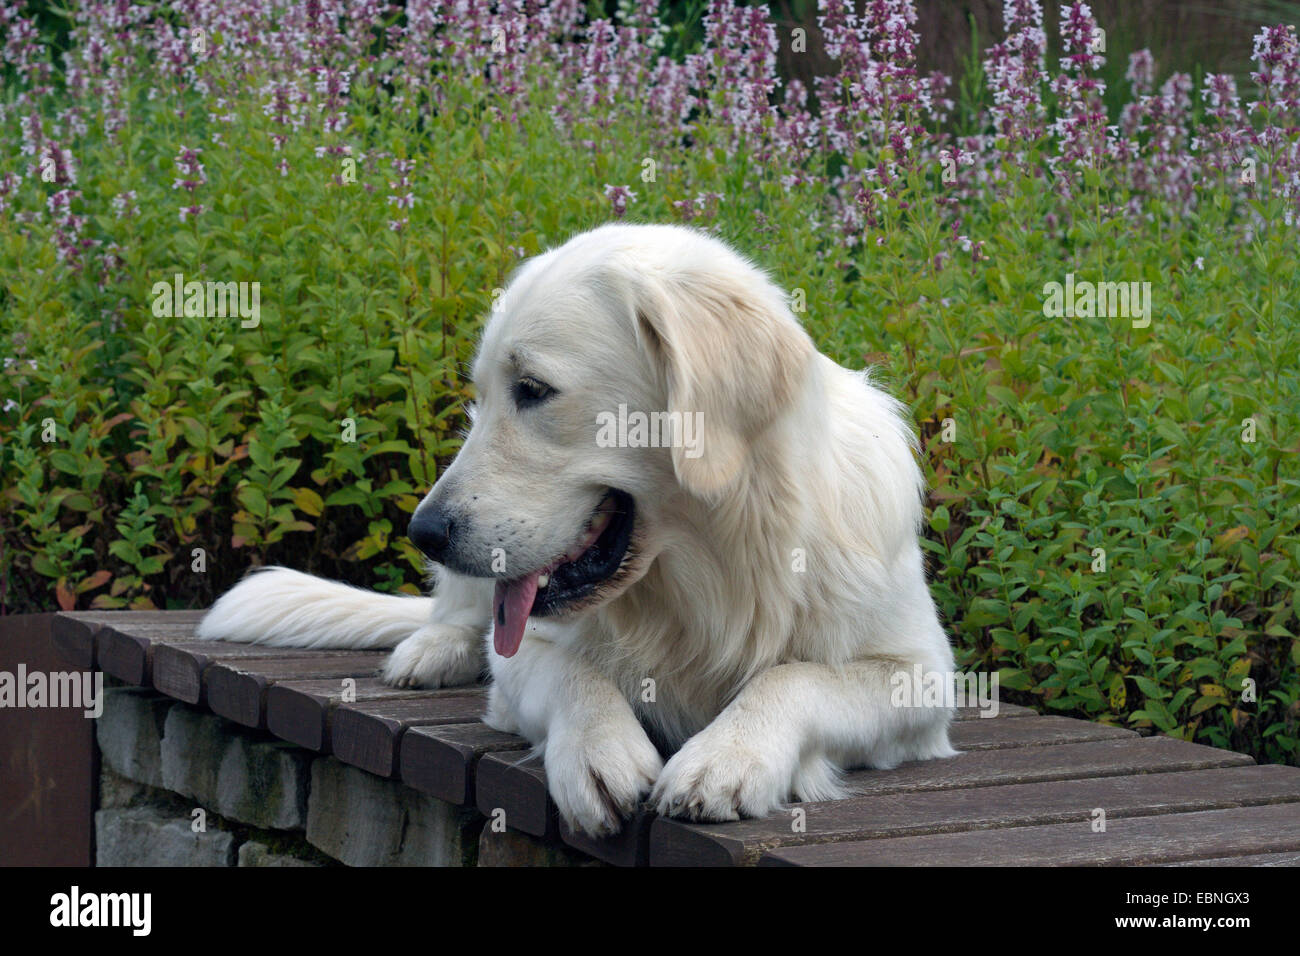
651;656;957;822
381;569;493;687
484;633;663;837
197;566;492;687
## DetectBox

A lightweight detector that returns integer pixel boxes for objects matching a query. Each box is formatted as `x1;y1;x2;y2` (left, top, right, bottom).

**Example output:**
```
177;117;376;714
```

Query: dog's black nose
408;509;455;562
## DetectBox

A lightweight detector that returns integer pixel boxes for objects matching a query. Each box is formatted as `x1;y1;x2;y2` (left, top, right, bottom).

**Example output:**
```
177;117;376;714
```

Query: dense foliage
1;0;1296;762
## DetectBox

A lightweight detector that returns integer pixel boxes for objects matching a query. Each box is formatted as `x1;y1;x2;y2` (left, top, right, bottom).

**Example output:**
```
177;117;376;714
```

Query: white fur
198;223;958;836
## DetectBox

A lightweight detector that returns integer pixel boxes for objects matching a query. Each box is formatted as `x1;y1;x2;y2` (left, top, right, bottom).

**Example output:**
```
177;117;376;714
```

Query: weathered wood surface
476;753;557;840
561;809;658;868
330;693;488;778
840;735;1253;796
205;654;387;727
947;714;1134;750
954;702;1036;720
53;611;210;669
152;641;380;705
401;723;531;805
53;610;1300;867
1161;850;1300;866
266;677;438;752
757;802;1300;866
97;618;207;685
652;764;1300;866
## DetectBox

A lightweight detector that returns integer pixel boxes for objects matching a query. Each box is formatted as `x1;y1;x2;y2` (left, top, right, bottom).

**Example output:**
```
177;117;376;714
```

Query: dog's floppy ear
631;262;815;499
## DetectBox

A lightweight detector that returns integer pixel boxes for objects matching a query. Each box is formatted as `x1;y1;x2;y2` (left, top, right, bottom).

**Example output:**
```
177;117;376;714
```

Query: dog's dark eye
512;376;555;407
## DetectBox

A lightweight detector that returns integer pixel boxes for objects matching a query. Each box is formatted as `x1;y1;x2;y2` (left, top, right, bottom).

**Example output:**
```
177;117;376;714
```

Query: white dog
198;223;957;836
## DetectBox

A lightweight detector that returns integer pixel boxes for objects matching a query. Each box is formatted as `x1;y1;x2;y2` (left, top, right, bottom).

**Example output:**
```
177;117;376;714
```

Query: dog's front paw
545;719;663;838
651;728;793;823
381;624;484;688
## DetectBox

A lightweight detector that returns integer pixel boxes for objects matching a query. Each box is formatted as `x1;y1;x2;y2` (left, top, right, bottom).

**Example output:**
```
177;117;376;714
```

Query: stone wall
93;684;599;867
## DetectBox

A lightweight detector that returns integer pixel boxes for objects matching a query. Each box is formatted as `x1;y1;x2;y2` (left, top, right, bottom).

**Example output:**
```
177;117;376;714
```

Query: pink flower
603;184;637;218
1050;2;1111;177
386;157;417;213
172;146;206;193
0;171;21;217
110;190;137;220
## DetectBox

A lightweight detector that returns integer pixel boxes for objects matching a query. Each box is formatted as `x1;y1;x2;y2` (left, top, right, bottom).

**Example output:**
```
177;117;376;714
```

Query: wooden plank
95;618;205;685
52;609;206;669
561;808;656;867
267;677;453;752
474;751;654;855
51;613;103;668
205;654;385;728
1162;850;1300;866
400;723;530;805
650;763;1300;866
757;801;1300;866
94;612;208;627
476;753;557;839
953;701;1036;720
153;642;383;706
948;715;1134;751
95;628;153;685
330;694;488;778
840;735;1253;797
54;610;206;626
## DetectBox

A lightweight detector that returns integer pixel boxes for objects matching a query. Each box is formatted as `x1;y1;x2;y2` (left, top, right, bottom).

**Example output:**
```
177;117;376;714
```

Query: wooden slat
561;809;656;867
153;643;384;706
400;722;530;805
840;735;1253;797
948;715;1134;751
953;701;1036;720
95;618;206;685
59;610;207;626
473;752;654;861
53;610;206;670
50;613;104;668
651;764;1300;866
757;801;1300;866
96;628;152;685
331;694;488;778
267;677;451;752
476;753;557;839
204;654;385;728
1162;850;1300;866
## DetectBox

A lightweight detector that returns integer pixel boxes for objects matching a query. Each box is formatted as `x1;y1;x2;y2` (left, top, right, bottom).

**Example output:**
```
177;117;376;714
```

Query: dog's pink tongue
493;572;540;658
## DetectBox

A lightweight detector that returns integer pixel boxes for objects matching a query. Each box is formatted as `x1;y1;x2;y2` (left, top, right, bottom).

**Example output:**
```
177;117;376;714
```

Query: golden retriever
198;223;957;836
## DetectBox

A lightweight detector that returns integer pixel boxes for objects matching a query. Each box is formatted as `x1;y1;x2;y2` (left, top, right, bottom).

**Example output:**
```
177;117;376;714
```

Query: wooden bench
51;610;1300;866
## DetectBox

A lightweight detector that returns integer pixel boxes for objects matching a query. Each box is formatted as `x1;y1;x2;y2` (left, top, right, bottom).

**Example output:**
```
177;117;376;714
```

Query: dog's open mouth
492;489;634;658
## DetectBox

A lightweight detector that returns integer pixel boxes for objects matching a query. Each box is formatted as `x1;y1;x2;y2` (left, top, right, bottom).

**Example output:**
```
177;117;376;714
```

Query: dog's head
408;224;815;656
